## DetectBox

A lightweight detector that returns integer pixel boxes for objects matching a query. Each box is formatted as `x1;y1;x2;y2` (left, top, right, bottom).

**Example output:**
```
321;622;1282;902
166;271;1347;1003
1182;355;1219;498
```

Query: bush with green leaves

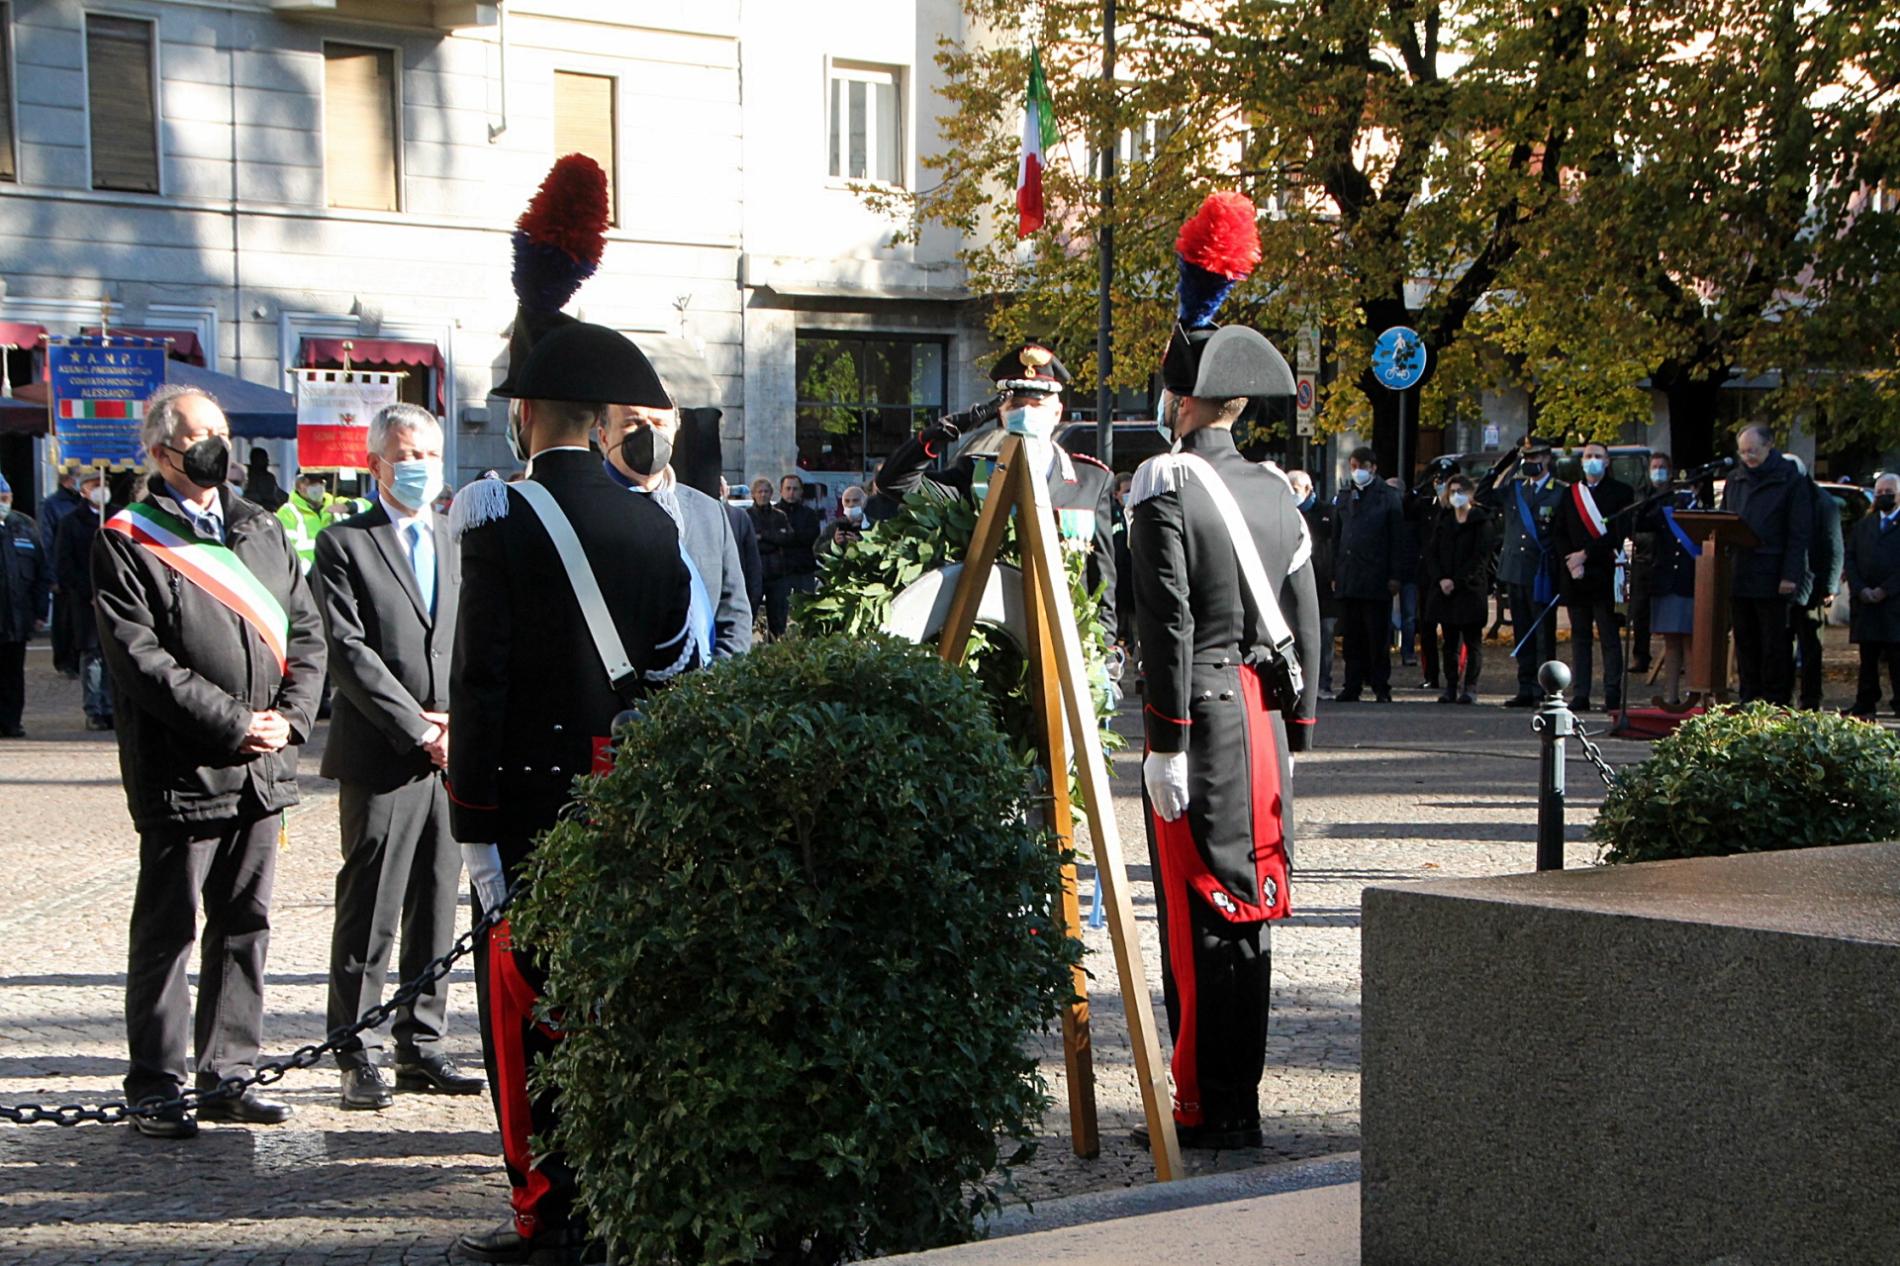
1592;704;1900;865
796;489;1119;764
514;635;1079;1265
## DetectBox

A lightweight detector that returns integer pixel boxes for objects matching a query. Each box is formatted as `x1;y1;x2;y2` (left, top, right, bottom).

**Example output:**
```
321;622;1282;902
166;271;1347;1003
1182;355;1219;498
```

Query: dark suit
448;448;694;1244
1554;475;1636;707
313;501;461;1071
1131;428;1320;1135
1846;509;1900;716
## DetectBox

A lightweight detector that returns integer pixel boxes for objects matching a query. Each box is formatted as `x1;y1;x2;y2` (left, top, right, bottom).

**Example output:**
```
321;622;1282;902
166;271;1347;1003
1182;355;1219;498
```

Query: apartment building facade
0;0;994;506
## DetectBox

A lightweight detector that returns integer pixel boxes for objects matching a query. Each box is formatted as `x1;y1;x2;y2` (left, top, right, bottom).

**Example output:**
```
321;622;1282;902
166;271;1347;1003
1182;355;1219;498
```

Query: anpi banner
48;336;167;471
292;369;403;472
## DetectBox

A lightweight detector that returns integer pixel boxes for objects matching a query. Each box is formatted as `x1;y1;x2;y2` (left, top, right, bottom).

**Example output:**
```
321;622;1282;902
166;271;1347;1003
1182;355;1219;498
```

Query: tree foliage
879;0;1899;471
1490;0;1900;464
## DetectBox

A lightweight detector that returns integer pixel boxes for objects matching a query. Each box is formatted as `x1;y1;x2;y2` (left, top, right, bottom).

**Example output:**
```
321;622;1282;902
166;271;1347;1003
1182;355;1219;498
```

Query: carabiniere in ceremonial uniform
1130;192;1321;1151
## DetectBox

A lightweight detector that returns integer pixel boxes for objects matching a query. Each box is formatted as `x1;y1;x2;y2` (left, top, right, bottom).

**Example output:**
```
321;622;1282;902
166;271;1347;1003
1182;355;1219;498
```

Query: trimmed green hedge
514;635;1078;1265
1592;704;1900;865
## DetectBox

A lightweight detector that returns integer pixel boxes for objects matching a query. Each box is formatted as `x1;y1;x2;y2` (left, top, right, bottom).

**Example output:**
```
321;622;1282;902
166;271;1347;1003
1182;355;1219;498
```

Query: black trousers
124;814;278;1103
1507;583;1558;697
1439;621;1485;693
0;640;23;729
1733;596;1794;705
762;572;818;638
1338;596;1392;695
1630;580;1654;668
1417;590;1443;684
1793;605;1827;709
1566;598;1624;707
327;777;460;1068
1852;641;1900;716
52;591;79;675
473;868;579;1241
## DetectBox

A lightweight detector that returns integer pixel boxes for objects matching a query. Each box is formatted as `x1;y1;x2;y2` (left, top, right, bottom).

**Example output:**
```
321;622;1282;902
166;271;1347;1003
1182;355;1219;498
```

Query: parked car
951;417;1170;479
1054;419;1172;476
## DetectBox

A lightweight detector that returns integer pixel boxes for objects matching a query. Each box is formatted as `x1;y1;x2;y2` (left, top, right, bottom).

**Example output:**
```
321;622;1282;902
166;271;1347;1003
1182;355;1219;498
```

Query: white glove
461;843;510;915
1143;750;1190;822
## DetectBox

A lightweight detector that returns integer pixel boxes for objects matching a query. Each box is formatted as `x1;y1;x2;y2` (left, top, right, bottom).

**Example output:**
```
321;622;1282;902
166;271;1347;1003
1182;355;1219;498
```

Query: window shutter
324;44;399;212
0;6;15;182
86;16;159;193
553;71;616;225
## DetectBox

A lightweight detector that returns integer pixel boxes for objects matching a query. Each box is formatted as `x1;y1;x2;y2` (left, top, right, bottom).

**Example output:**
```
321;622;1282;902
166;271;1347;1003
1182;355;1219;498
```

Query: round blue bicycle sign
1371;326;1428;391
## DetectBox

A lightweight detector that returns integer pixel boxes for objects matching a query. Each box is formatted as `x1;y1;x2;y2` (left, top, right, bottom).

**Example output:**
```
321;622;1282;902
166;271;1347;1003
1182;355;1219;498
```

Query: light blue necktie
406;520;435;615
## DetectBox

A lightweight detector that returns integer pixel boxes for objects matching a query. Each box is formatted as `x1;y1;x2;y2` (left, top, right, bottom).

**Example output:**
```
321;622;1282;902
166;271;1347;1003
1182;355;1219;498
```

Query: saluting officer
868;342;1118;632
1129;192;1320;1151
448;323;696;1265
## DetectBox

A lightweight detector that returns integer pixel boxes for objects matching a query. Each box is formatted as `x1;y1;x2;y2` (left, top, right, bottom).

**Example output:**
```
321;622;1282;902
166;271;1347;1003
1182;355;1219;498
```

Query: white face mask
87;485;110;507
1449;492;1471;510
1351;467;1374;488
1002;398;1059;440
1154;390;1181;444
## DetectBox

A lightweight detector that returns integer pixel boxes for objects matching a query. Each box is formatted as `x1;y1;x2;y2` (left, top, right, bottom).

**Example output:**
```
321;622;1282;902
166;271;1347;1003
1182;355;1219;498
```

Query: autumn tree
1485;0;1900;467
883;0;1638;477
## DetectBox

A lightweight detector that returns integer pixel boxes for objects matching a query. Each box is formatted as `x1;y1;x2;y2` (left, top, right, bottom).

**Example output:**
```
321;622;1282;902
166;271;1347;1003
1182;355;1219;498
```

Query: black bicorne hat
1161;325;1295;401
512;322;672;408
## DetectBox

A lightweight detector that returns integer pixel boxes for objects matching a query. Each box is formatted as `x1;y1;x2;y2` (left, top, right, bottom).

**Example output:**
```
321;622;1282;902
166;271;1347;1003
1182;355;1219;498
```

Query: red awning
0;383;48;437
0;321;45;350
301;337;446;413
81;326;207;367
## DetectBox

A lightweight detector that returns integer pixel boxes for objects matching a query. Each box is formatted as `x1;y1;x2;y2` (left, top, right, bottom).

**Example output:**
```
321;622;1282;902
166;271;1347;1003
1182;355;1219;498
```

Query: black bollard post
1531;661;1574;871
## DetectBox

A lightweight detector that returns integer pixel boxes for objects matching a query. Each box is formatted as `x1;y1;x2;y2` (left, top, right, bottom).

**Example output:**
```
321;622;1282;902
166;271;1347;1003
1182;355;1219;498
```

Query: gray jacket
667;482;753;660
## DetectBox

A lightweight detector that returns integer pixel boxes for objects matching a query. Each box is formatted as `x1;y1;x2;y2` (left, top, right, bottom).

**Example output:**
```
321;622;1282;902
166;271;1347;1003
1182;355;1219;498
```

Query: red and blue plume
511;154;609;314
1175;191;1262;330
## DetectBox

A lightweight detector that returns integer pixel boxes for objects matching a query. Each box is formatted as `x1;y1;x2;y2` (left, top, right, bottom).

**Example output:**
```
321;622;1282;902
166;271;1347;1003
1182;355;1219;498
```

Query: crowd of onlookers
7;427;1900;737
1268;425;1900;720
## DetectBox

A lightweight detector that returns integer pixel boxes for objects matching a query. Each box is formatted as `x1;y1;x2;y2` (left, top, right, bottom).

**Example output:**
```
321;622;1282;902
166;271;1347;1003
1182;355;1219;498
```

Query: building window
85;14;160;193
323;43;400;212
795;333;944;473
553;71;617;226
0;4;16;183
827;62;902;186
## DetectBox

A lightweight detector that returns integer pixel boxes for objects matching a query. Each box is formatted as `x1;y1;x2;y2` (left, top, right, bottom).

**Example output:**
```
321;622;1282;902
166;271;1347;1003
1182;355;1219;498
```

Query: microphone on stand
1679;455;1738;482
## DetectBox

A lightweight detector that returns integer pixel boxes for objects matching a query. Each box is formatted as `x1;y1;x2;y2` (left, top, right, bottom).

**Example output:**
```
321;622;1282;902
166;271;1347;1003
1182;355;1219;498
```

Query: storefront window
794;334;945;474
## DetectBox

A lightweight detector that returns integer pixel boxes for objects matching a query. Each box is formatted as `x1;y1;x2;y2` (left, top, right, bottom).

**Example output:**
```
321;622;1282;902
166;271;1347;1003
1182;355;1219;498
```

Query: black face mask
1877;493;1897;513
167;435;230;490
620;425;673;479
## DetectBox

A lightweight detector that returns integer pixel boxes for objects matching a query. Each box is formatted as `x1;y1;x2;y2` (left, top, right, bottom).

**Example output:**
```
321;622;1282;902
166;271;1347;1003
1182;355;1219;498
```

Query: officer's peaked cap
990;342;1071;395
510;321;672;408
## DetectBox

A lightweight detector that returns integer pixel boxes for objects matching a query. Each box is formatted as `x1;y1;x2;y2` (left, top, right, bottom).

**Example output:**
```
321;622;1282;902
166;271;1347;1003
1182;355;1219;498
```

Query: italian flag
59;398;137;419
1017;45;1056;238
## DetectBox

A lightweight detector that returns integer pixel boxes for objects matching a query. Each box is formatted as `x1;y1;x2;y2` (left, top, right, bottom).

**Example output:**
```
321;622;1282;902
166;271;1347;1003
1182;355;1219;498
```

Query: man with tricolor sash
1553;440;1636;712
91;384;327;1139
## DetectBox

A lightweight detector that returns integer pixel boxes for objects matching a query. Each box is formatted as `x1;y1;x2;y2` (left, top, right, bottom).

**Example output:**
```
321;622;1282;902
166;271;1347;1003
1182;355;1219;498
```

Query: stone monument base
1362;841;1900;1265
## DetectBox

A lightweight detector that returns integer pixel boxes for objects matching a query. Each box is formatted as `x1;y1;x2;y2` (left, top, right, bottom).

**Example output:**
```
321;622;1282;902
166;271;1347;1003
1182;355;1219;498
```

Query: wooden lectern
1669;511;1761;710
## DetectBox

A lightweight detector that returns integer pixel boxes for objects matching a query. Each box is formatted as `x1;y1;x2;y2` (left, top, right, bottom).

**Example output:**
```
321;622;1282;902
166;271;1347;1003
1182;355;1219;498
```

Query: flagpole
1095;0;1116;469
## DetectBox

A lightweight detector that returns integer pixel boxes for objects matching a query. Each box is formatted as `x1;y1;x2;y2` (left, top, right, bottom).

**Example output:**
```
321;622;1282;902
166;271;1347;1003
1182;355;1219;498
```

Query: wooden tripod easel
936;433;1182;1181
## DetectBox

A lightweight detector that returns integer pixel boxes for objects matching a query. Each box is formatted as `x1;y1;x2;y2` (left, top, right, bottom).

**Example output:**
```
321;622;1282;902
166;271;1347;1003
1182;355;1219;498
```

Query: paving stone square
0;633;1770;1262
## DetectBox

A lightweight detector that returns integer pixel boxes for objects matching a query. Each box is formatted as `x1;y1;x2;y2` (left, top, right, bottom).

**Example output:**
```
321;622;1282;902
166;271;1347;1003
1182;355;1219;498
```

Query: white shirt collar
386;497;433;536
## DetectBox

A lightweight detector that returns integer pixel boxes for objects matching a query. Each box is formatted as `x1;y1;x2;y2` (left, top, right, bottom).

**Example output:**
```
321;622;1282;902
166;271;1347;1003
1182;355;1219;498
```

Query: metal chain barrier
0;887;517;1127
1573;723;1622;790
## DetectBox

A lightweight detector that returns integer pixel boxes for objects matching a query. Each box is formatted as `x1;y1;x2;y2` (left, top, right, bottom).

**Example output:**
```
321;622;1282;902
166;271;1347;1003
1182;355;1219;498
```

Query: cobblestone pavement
0;630;1860;1261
